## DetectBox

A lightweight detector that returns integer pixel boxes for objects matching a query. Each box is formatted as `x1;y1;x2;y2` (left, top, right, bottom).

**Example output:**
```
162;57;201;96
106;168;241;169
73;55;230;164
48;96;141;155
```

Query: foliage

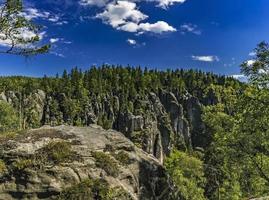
0;0;50;55
13;158;33;170
0;101;19;133
12;141;75;172
92;151;119;177
38;141;74;164
0;66;241;130
241;41;269;87
0;159;7;175
202;42;269;200
164;150;206;200
57;178;132;200
97;114;113;130
112;151;131;166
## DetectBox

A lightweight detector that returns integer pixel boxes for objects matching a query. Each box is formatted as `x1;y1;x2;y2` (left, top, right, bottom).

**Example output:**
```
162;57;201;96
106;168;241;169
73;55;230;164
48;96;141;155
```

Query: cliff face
0;125;172;200
0;89;204;164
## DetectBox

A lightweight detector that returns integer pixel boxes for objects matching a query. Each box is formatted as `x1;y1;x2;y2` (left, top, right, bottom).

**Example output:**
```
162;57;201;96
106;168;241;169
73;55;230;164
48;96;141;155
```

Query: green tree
165;150;206;200
202;42;269;199
0;101;19;133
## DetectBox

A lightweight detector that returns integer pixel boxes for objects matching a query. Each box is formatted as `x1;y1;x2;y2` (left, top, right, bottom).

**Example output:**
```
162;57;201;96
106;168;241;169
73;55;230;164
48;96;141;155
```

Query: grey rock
0;125;171;200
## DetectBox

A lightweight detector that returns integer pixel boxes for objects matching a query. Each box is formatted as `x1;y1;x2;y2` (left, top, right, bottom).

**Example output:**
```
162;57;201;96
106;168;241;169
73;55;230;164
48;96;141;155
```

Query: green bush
0;101;19;133
13;158;34;170
113;151;131;166
97;114;113;130
164;150;206;200
38;141;74;164
12;141;76;171
58;178;108;200
57;178;132;200
106;186;133;200
0;159;7;175
92;151;119;177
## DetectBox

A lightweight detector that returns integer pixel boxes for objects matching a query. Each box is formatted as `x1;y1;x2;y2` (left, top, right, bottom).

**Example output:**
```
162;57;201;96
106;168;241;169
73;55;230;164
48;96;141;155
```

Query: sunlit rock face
0;88;207;163
0;125;172;200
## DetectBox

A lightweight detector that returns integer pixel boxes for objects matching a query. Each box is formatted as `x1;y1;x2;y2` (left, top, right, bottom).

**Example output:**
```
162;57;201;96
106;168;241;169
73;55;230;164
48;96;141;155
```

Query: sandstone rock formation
0;125;171;200
0;88;205;163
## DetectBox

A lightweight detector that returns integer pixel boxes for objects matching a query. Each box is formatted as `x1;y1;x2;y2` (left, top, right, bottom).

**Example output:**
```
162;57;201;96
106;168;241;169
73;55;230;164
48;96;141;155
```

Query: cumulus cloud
180;23;201;35
192;55;220;62
80;0;186;9
96;1;176;34
96;1;148;28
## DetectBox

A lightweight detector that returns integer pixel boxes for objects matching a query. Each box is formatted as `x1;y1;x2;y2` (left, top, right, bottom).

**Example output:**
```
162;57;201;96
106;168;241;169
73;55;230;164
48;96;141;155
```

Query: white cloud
157;0;186;9
0;28;46;48
20;7;67;26
80;0;110;7
231;74;248;82
192;55;220;62
51;51;65;57
96;1;148;28
96;1;176;34
127;39;137;45
80;0;186;9
21;8;50;20
50;38;60;43
180;23;201;35
138;21;176;33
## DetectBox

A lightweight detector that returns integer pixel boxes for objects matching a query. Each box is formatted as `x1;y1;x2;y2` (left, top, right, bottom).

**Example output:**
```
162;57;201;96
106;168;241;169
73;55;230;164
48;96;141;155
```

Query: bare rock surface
0;125;171;200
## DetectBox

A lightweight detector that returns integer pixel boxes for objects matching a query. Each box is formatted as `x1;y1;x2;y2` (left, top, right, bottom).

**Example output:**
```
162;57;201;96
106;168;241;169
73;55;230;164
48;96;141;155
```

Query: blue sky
0;0;269;77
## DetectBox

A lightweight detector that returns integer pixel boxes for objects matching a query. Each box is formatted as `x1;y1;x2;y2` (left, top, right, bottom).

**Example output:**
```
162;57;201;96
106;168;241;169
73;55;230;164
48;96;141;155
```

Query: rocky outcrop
0;125;171;200
0;88;205;163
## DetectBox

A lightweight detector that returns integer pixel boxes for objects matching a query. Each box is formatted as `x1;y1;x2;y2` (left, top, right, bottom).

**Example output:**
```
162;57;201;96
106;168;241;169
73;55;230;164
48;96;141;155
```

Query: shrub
13;158;34;170
0;101;19;133
106;186;133;200
113;151;131;166
0;159;7;175
12;141;76;171
38;141;74;164
57;178;132;200
92;151;119;177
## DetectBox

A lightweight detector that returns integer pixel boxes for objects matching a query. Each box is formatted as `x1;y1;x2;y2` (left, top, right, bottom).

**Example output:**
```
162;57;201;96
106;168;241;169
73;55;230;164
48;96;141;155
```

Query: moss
113;151;131;166
106;186;133;200
92;151;119;177
57;178;132;200
0;159;7;175
13;158;34;170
